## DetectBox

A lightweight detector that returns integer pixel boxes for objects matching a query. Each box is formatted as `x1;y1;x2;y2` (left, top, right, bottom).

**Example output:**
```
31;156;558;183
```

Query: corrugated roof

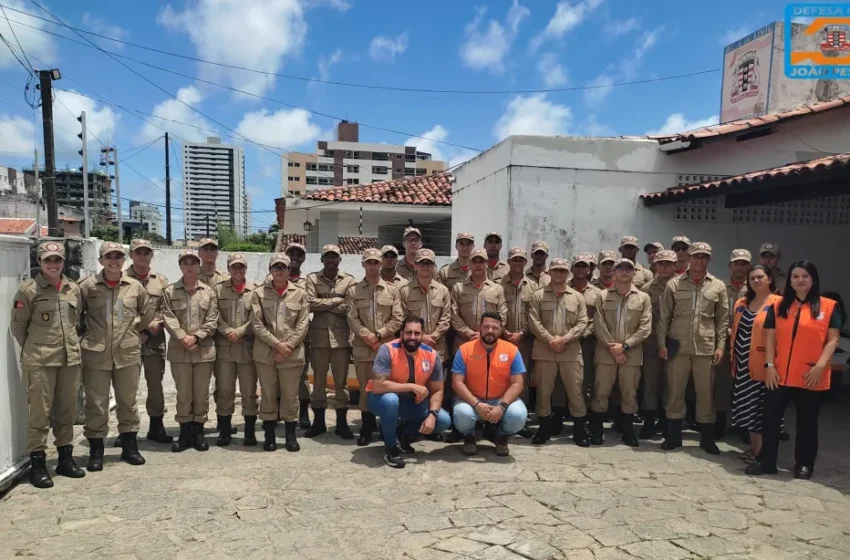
302;173;452;206
641;152;850;205
0;218;36;234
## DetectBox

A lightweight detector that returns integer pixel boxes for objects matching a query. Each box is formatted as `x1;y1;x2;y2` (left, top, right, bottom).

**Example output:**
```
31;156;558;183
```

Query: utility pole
164;132;172;245
34;148;41;238
77;111;91;237
38;69;61;237
114;145;122;243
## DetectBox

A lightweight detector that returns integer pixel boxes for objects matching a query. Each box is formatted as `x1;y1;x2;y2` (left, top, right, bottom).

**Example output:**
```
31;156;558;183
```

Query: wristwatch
765;362;775;368
499;401;509;411
429;409;440;418
623;343;631;351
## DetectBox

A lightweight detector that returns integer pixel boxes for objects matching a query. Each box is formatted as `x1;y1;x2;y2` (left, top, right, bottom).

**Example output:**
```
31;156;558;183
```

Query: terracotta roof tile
302;173;453;206
278;233;306;247
337;236;378;255
0;218;36;234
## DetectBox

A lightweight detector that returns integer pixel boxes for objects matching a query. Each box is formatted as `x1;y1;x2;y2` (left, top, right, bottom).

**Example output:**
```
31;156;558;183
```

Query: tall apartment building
182;137;248;240
23;167;113;224
283;121;446;195
129;200;163;236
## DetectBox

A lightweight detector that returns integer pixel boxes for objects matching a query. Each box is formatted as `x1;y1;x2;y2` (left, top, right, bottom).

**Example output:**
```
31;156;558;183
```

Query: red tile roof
641;152;850;205
649;95;850;144
278;233;306;248
302;173;453;206
337;236;378;255
0;218;36;234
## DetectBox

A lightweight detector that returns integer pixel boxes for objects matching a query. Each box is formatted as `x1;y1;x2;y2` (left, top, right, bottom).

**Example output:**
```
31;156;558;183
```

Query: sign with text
785;3;850;78
721;23;775;123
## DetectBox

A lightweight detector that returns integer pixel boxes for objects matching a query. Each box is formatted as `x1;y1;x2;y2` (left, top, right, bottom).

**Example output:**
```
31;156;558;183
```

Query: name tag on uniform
499;353;509;363
422;360;431;371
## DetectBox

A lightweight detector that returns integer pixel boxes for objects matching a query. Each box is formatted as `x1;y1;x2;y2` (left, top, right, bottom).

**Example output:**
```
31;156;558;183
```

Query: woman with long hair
746;260;841;479
729;265;780;464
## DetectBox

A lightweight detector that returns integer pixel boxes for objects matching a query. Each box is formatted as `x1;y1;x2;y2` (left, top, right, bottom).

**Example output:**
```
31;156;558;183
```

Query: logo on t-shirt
499;353;509;363
817;312;825;321
422;360;431;372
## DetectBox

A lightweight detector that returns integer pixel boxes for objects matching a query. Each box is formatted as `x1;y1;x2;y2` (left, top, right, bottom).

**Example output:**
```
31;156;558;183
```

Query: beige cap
269;253;291;267
531;240;549;254
614;258;635;268
689;242;712;256
619;235;639;249
198;238;218;249
654;250;677;263
456;232;475;242
228;253;248;267
671;236;691;248
644;241;664;251
130;238;153;252
178;249;200;263
99;241;125;258
759;242;781;256
285;242;306;254
598;250;617;264
582;251;597;265
549;258;570;271
381;244;399;256
361;248;382;263
470;248;487;261
730;249;752;263
38;241;65;261
415;248;436;263
321;244;341;256
572;253;592;266
484;232;503;241
507;247;528;261
403;227;421;239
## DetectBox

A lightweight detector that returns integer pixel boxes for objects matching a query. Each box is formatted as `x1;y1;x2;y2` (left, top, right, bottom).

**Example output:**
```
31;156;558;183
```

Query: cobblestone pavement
3;365;850;560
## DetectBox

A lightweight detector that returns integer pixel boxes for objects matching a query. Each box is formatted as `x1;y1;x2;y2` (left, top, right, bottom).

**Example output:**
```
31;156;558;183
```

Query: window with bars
732;197;850;226
675;198;719;222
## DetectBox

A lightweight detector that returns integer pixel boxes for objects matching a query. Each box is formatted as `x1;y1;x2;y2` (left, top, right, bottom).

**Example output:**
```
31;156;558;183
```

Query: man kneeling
451;311;528;456
367;315;451;468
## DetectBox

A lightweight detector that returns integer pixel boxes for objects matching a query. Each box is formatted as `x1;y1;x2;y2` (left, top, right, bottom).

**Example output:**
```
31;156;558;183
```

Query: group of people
13;228;841;485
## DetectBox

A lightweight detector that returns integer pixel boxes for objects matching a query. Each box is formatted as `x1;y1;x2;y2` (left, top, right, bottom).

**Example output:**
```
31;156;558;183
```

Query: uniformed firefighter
592;251;617;290
78;241;150;472
526;240;551;287
484;232;510;282
380;245;410;289
305;244;357;438
758;242;786;294
657;242;729;455
347;248;404;446
568;253;600;408
671;236;691;276
618;236;654;288
397;227;422;282
399;248;451;365
528;258;590;447
126;239;172;444
589;258;652;447
251;253;311;452
437;232;474;290
197;237;230;288
285;242;312;429
12;241;85;488
162;249;220;453
213;253;259;446
643;241;663;275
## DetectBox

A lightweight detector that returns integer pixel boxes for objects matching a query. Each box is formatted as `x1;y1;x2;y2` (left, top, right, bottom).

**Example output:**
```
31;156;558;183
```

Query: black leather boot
532;415;551;445
713;411;728;441
657;410;669;438
684;400;697;431
243;415;257;446
550;407;565;436
192;422;209;451
699;423;720;455
589;412;605;446
113;433;124;447
660;419;683;450
120;433;146;465
216;415;232;447
304;408;327;437
263;421;277;451
284;421;300;452
171;423;192;452
29;451;53;488
146;415;173;443
55;445;85;478
334;408;354;440
573;417;590;448
638;410;657;440
610;409;624;433
298;400;312;429
357;412;376;446
621;414;638;447
87;438;104;472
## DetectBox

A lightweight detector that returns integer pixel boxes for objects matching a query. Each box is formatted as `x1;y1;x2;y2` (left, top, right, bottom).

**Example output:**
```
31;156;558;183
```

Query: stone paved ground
3;366;850;560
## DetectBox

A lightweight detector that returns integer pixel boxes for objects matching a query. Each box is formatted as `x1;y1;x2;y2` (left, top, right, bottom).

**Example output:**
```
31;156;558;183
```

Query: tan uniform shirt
78;272;150;370
569;281;600;337
657;272;730;356
306;270;357;349
437;260;469;290
487;260;510;283
528;285;588;362
399;280;451;360
450;277;508;341
162;279;219;363
500;275;537;336
289;275;308;290
382;272;410;290
215;280;256;363
346;279;404;361
396;258;417;282
592;277;615;291
251;281;310;365
526;268;550;288
633;263;654;289
641;277;669;345
199;268;230;289
126;267;168;357
12;274;82;368
593;285;652;366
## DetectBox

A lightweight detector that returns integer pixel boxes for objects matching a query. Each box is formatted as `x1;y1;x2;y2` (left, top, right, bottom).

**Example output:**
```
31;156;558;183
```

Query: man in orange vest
367;316;451;468
451;311;528;457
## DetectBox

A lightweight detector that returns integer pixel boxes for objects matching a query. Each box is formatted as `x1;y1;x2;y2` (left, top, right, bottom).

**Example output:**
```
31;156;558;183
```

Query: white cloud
0;113;35;155
459;0;530;73
404;125;478;170
158;0;307;97
719;25;753;46
81;13;130;49
305;0;351;10
646;113;719;136
138;86;216;143
0;0;56;69
529;0;603;52
369;32;408;62
235;108;322;149
318;49;343;81
493;94;571;140
610;17;639;37
578;115;615;137
538;53;568;87
583;73;614;106
53;90;119;155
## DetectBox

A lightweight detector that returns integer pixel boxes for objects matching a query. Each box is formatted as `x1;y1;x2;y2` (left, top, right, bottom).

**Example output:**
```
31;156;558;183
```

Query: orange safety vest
458;338;517;400
365;340;438;392
730;294;780;382
773;297;836;391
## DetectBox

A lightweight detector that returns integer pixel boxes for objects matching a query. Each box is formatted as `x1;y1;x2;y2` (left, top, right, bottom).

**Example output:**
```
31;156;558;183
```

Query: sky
0;0;788;235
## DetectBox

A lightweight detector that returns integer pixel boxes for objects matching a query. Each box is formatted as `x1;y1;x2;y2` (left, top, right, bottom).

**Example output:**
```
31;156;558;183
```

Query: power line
123;135;163;161
0;4;33;71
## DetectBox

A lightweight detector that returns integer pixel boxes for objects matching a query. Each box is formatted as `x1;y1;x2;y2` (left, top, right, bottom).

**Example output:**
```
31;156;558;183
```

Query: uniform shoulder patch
14;301;24;309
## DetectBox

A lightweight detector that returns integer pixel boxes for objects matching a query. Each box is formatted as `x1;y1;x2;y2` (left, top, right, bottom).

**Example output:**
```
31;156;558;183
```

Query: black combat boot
713;411;728;441
684;400;697;431
192;422;209;451
120;433;145;465
334;408;354;440
146;415;173;443
550;407;565;436
304;408;327;437
298;400;312;429
660;419;683;450
638;410;657;440
657;410;669;438
284;421;300;452
113;433;124;448
357;412;376;446
573;417;590;448
621;414;638;447
87;438;104;472
532;415;551;445
699;423;720;455
243;415;257;446
216;415;232;447
55;445;85;478
171;423;192;452
263;421;277;451
29;451;53;488
589;412;605;446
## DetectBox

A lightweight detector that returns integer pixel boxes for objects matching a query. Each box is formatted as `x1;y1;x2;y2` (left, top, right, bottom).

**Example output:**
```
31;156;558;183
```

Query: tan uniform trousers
83;364;141;439
25;366;81;453
553;337;594;409
641;341;667;411
592;363;641;415
214;360;258;417
142;354;166;417
171;362;214;424
310;347;350;409
299;339;311;401
518;338;533;404
535;361;586;419
666;354;715;424
354;361;373;412
257;363;303;422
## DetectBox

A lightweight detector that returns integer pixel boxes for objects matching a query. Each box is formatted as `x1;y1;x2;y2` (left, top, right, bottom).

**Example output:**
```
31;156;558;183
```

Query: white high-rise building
129;200;162;235
182;137;247;239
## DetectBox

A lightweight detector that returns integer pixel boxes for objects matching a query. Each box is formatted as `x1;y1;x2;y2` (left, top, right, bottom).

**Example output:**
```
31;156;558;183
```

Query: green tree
134;231;167;244
91;224;119;242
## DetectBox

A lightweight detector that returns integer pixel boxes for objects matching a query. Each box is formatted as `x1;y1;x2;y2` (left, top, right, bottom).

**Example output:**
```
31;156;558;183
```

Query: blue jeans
453;398;528;436
367;392;452;449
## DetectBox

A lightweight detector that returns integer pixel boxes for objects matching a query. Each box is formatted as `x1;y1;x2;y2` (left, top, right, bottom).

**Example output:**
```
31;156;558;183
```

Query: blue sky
0;0;789;234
